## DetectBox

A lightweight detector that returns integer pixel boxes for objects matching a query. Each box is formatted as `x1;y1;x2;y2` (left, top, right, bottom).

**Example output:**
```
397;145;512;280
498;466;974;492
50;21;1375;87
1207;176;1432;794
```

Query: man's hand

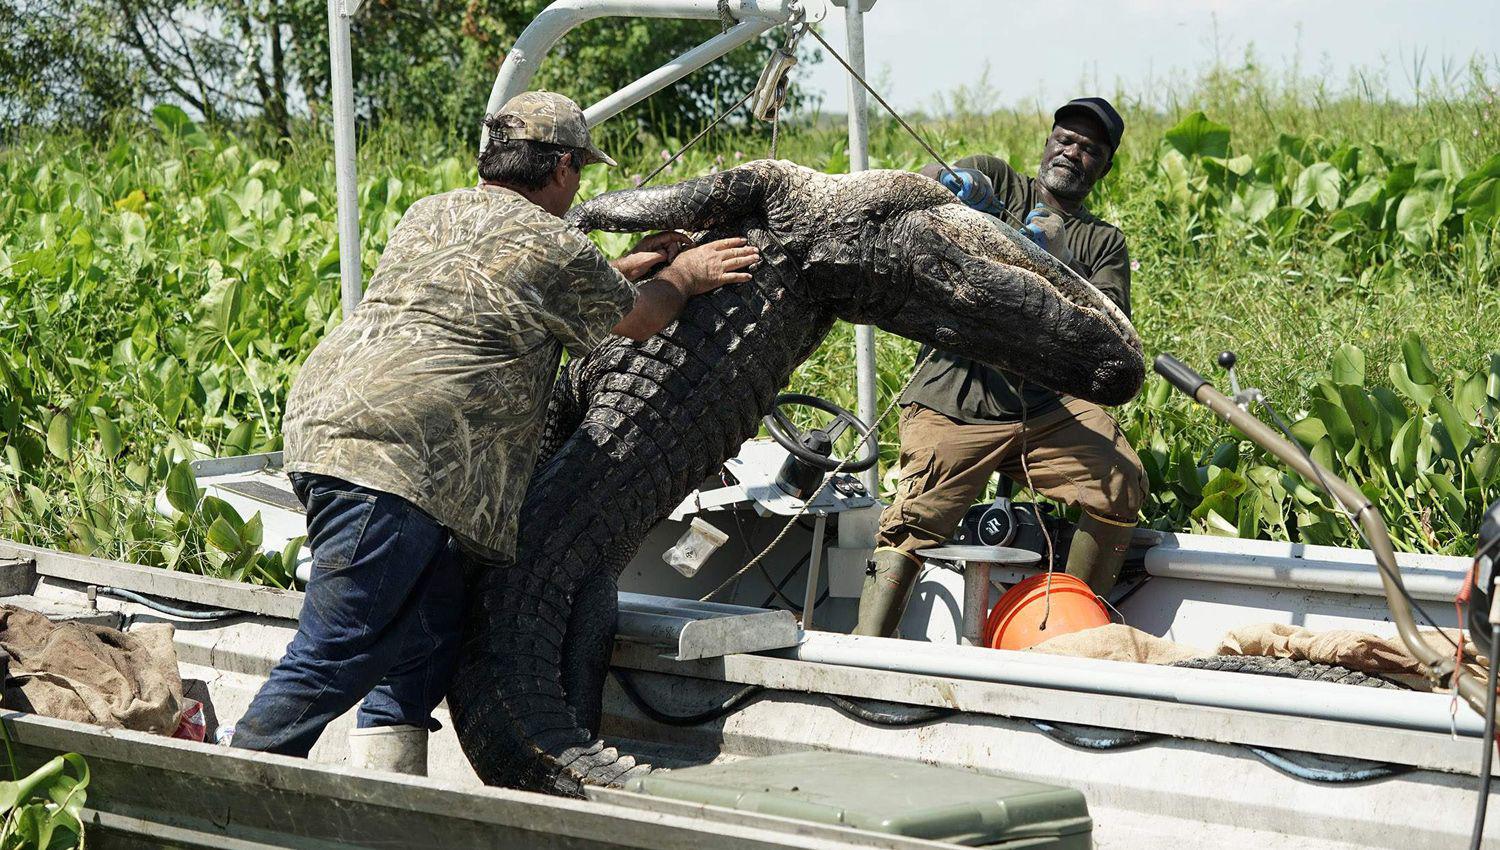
611;231;694;282
655;237;759;296
610;237;760;342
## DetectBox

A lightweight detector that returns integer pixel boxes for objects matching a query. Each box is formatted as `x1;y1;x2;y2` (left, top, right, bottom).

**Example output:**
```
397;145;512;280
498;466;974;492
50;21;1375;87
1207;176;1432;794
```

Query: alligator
446;159;1145;796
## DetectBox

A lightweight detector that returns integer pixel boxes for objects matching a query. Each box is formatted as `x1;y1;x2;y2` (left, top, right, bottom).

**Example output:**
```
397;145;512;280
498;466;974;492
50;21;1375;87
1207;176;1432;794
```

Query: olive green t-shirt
899;154;1132;422
282;185;636;559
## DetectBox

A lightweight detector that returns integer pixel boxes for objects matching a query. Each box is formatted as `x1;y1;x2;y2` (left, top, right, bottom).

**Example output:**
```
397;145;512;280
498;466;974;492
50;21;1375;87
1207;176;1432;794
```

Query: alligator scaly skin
447;161;1144;795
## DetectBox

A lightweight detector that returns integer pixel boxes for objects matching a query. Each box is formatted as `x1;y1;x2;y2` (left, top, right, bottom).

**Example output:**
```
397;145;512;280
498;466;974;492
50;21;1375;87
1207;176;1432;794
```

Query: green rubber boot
1065;514;1135;599
853;549;923;637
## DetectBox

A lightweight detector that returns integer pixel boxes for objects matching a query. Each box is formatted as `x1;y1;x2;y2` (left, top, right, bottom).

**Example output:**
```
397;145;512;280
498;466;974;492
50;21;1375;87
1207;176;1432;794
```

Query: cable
97;587;243;621
1259;397;1460;653
1470;620;1499;850
637;88;756;188
612;669;764;726
805;28;961;185
758;550;812;611
822;694;955;727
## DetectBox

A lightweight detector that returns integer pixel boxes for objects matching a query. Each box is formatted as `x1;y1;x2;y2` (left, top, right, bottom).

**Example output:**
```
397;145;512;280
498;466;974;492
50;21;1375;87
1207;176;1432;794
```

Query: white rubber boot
347;725;428;776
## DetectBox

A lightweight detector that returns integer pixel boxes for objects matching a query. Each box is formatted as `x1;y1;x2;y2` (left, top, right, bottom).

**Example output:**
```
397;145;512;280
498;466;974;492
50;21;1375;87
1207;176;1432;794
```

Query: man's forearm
610;275;688;341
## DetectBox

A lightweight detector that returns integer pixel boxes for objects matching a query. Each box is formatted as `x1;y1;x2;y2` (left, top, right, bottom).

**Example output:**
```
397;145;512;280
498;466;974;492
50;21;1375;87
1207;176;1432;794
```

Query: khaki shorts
876;399;1146;560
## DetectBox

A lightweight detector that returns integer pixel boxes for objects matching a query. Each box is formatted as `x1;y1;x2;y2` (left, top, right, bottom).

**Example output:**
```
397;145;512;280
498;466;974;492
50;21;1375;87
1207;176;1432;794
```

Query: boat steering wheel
762;393;879;473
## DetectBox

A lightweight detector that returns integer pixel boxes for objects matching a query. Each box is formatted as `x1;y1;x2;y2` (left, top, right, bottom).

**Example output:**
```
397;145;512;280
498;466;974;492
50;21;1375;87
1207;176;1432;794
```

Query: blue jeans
231;474;467;757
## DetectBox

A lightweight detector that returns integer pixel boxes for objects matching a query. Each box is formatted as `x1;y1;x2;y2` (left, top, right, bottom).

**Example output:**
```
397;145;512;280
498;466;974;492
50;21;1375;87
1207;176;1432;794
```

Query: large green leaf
1390;417;1422;482
1165;112;1231;159
1330;343;1365;386
1337;385;1383;451
1292;162;1342;210
1311;397;1356;456
1473;444;1500;489
1290;417;1328;449
1242;186;1278;223
45;412;72;462
1401;334;1439;385
91;412;122;457
1431;394;1473;453
1417;138;1466;183
164;460;200;514
207;517;243;553
1389;362;1436;410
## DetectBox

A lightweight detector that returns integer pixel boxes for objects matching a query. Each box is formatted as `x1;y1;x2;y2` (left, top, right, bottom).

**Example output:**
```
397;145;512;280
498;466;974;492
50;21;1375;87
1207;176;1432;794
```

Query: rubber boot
347;724;428;776
853;548;923;637
1065;513;1134;599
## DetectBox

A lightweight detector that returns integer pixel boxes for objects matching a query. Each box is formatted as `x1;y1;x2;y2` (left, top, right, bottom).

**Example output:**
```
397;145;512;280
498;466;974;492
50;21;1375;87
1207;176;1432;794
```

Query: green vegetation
0;747;88;849
2;62;1498;579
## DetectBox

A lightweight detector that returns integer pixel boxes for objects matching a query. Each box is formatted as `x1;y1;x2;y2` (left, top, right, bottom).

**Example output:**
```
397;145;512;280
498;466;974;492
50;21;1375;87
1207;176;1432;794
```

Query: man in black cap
854;97;1146;638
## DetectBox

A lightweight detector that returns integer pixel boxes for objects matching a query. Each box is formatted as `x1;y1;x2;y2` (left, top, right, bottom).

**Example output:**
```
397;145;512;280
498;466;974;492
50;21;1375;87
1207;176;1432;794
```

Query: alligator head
567;159;1144;405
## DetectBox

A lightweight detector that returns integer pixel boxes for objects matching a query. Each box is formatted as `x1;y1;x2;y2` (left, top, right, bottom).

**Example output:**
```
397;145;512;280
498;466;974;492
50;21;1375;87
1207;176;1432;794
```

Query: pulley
750;48;799;123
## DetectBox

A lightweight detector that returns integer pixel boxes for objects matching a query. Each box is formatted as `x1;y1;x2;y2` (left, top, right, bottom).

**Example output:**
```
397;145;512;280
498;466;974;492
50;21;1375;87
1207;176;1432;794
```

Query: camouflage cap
492;91;616;167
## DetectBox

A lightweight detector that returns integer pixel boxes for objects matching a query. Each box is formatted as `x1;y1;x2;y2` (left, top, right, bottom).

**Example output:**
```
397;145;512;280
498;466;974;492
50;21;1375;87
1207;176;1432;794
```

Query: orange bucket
984;572;1109;651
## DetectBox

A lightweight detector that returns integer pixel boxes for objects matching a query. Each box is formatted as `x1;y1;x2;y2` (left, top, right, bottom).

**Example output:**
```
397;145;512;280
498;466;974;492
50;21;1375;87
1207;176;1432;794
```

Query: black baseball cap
1054;97;1124;156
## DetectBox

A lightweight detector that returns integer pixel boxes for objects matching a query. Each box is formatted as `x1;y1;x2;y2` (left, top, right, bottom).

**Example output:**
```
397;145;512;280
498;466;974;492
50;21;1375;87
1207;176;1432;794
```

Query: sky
798;0;1498;115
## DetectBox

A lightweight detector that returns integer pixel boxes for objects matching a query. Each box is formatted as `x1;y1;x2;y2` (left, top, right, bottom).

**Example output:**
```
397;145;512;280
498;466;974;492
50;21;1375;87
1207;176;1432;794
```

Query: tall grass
1;57;1497;575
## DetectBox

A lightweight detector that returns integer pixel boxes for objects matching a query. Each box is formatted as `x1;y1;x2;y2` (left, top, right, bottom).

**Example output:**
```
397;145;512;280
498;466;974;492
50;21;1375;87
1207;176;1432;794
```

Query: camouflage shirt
283;185;635;559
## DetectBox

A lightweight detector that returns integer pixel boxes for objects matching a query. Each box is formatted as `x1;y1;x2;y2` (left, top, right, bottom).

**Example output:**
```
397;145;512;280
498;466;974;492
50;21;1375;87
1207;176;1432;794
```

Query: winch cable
804;27;962;185
636;88;756;188
1013;380;1059;632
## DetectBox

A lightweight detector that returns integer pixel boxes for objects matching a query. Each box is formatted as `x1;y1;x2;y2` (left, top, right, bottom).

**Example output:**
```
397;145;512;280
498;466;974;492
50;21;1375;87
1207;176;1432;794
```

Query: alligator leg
565;164;779;234
561;569;619;737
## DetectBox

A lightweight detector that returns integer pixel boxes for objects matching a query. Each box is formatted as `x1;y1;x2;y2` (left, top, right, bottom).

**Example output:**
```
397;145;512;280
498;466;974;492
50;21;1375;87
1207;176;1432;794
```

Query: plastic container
662;518;729;578
985;572;1109;651
626;751;1091;848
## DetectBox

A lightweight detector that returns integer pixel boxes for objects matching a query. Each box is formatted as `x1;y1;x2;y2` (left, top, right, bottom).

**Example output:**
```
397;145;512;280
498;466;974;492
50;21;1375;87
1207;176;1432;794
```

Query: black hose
613;670;954;730
97;587;243;621
822;694;955;727
1470;620;1499;850
612;669;765;727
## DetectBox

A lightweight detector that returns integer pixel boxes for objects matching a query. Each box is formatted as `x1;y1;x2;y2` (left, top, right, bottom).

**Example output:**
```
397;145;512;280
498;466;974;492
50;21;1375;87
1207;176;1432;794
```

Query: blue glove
937;167;1005;218
1019;203;1073;264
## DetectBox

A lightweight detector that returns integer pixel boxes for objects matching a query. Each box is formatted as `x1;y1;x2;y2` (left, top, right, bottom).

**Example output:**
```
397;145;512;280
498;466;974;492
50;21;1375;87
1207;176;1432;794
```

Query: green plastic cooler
624;751;1092;848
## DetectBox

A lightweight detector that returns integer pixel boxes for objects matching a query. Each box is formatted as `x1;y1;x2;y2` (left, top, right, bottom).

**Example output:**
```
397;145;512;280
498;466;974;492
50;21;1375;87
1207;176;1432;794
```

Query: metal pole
802;512;828;630
843;0;879;498
960;560;990;646
329;0;362;317
484;0;799;149
583;20;775;127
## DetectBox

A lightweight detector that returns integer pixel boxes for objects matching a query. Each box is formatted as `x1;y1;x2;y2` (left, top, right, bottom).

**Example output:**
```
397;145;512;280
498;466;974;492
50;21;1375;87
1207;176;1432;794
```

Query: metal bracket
616;593;800;661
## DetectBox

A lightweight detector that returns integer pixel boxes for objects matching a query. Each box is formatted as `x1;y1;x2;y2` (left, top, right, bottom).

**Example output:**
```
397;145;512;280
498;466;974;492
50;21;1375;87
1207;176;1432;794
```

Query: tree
3;0;811;138
0;0;139;134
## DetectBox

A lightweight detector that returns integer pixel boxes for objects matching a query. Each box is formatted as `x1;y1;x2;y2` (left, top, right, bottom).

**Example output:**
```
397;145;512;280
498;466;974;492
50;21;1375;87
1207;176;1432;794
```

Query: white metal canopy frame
326;0;884;490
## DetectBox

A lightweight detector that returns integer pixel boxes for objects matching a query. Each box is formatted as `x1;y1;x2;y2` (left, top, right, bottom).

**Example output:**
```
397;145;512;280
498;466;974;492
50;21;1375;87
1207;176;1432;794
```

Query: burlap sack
0;604;183;734
1029;623;1205;664
1217;622;1474;675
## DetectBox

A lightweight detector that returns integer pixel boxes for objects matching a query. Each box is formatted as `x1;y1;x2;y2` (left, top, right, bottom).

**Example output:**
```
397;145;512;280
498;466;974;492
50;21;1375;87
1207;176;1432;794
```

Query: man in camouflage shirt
230;92;759;767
